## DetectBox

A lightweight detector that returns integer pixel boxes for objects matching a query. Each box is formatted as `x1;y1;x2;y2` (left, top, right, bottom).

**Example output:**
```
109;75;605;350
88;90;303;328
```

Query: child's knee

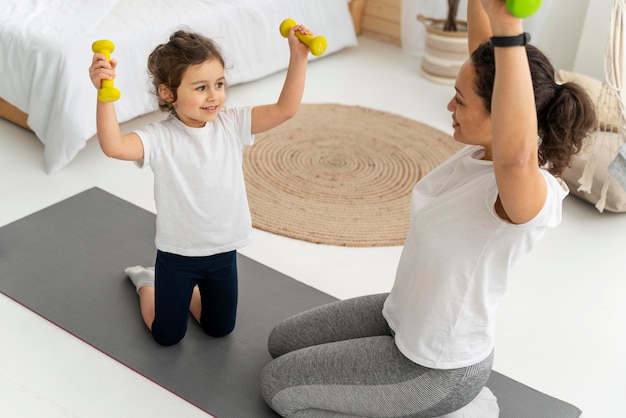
202;320;235;338
205;328;234;338
152;328;186;346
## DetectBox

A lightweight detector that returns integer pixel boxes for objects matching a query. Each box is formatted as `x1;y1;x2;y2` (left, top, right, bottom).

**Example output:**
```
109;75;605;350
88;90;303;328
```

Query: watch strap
490;32;531;47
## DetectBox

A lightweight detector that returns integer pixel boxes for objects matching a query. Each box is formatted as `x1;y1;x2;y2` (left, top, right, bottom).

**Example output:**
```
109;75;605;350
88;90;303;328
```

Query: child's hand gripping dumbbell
91;40;121;102
280;19;327;57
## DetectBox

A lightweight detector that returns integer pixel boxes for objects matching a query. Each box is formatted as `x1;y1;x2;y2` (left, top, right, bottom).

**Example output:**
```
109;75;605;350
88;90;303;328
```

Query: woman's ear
158;84;174;104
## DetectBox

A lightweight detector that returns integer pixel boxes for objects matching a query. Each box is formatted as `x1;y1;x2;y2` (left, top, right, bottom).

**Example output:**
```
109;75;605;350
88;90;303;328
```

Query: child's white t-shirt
383;145;568;369
134;108;254;257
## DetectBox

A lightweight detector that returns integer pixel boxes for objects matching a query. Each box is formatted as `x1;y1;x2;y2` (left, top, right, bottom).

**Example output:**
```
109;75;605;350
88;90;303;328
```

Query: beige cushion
561;131;626;212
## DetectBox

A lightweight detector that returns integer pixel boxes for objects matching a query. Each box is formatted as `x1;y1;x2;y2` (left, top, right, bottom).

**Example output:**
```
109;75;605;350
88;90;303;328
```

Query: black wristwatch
490;32;531;47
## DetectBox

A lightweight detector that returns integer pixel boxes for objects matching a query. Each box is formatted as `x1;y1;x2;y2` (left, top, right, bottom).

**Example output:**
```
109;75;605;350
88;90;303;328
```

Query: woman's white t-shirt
383;145;568;369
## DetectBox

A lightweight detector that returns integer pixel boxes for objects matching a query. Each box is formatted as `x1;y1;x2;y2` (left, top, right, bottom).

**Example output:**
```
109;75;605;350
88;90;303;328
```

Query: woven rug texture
243;103;462;247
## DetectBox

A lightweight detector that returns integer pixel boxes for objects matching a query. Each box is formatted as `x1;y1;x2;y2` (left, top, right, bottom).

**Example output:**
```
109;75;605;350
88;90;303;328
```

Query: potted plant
443;0;462;31
417;0;468;84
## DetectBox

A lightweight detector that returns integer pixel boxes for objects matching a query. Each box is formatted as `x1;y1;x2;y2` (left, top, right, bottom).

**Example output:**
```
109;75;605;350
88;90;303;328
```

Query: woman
259;1;596;416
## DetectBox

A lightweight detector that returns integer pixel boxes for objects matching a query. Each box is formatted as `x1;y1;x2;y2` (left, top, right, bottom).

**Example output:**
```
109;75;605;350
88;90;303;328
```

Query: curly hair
471;42;597;176
147;30;226;113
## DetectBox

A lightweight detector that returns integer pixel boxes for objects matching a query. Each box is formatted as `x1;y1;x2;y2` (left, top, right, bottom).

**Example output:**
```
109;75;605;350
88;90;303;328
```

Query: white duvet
0;0;357;173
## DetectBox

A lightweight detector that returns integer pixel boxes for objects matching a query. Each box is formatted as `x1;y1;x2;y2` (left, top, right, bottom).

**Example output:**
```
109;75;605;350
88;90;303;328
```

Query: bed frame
0;0;403;132
0;97;30;130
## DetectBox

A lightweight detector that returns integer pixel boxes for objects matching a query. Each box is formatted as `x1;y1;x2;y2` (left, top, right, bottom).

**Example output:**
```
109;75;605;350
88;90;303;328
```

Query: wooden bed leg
0;97;31;130
349;0;365;35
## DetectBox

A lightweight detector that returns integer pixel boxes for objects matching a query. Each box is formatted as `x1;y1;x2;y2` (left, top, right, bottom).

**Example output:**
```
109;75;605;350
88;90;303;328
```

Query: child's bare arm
250;25;310;134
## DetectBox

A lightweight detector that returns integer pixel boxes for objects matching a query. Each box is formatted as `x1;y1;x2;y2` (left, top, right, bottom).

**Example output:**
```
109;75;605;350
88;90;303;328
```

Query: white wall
572;0;614;79
529;0;613;80
523;0;589;73
402;0;613;80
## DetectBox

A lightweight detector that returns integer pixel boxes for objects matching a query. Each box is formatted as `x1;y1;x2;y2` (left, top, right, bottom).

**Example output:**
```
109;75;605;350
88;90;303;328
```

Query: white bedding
0;0;357;173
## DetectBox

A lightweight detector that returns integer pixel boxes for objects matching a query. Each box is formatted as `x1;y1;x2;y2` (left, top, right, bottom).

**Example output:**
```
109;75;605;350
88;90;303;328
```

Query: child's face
170;59;226;128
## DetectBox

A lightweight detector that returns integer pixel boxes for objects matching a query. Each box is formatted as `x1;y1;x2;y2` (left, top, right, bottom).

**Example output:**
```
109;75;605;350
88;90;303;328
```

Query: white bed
0;0;358;173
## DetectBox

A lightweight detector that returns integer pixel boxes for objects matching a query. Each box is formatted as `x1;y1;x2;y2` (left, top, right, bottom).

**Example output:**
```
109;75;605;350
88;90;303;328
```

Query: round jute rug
243;104;463;247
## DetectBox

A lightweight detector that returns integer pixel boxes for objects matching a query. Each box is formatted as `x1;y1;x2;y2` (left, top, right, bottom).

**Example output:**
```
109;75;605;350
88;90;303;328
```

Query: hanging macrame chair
577;0;626;211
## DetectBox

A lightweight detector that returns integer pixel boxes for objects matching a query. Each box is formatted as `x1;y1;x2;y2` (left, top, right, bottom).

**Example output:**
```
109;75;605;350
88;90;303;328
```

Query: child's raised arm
250;24;311;134
89;53;144;161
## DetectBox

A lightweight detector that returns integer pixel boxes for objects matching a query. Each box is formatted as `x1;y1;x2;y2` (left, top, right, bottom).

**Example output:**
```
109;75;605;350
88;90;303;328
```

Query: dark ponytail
471;42;597;176
536;81;597;175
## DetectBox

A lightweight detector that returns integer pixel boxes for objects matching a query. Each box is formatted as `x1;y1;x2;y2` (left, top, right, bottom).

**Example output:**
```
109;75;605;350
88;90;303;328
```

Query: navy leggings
151;250;238;346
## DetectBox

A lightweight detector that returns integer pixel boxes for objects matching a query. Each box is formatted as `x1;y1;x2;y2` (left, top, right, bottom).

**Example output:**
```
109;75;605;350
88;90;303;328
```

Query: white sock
124;266;155;294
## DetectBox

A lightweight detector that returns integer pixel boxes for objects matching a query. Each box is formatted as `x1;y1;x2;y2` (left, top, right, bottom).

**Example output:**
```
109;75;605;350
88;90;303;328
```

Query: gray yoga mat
0;188;581;418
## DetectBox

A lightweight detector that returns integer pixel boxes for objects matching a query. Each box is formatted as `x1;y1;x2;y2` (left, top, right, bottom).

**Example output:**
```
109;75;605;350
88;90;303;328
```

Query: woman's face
447;60;493;156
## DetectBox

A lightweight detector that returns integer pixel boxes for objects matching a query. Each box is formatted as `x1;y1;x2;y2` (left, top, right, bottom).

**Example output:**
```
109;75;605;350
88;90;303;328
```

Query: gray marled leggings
260;293;493;418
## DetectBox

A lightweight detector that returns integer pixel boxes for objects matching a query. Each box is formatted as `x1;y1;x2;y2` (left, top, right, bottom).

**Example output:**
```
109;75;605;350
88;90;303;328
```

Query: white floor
1;37;625;418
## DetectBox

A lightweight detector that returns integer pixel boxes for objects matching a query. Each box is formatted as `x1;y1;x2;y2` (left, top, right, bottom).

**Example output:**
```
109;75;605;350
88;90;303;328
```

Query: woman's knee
259;356;285;409
267;320;293;358
267;293;391;359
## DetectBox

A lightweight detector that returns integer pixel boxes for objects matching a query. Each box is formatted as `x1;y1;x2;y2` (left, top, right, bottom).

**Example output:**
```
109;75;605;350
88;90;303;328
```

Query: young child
88;26;312;346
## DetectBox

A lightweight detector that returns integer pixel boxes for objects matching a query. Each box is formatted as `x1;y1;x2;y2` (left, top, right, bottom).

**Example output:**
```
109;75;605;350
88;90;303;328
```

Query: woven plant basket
418;15;469;85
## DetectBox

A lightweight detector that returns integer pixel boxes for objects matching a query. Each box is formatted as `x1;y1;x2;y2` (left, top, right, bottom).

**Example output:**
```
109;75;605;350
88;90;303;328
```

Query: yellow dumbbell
91;40;121;102
279;18;327;57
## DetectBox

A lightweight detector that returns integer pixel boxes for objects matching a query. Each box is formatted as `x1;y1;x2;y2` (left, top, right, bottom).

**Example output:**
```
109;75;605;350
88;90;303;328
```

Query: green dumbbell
506;0;542;18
